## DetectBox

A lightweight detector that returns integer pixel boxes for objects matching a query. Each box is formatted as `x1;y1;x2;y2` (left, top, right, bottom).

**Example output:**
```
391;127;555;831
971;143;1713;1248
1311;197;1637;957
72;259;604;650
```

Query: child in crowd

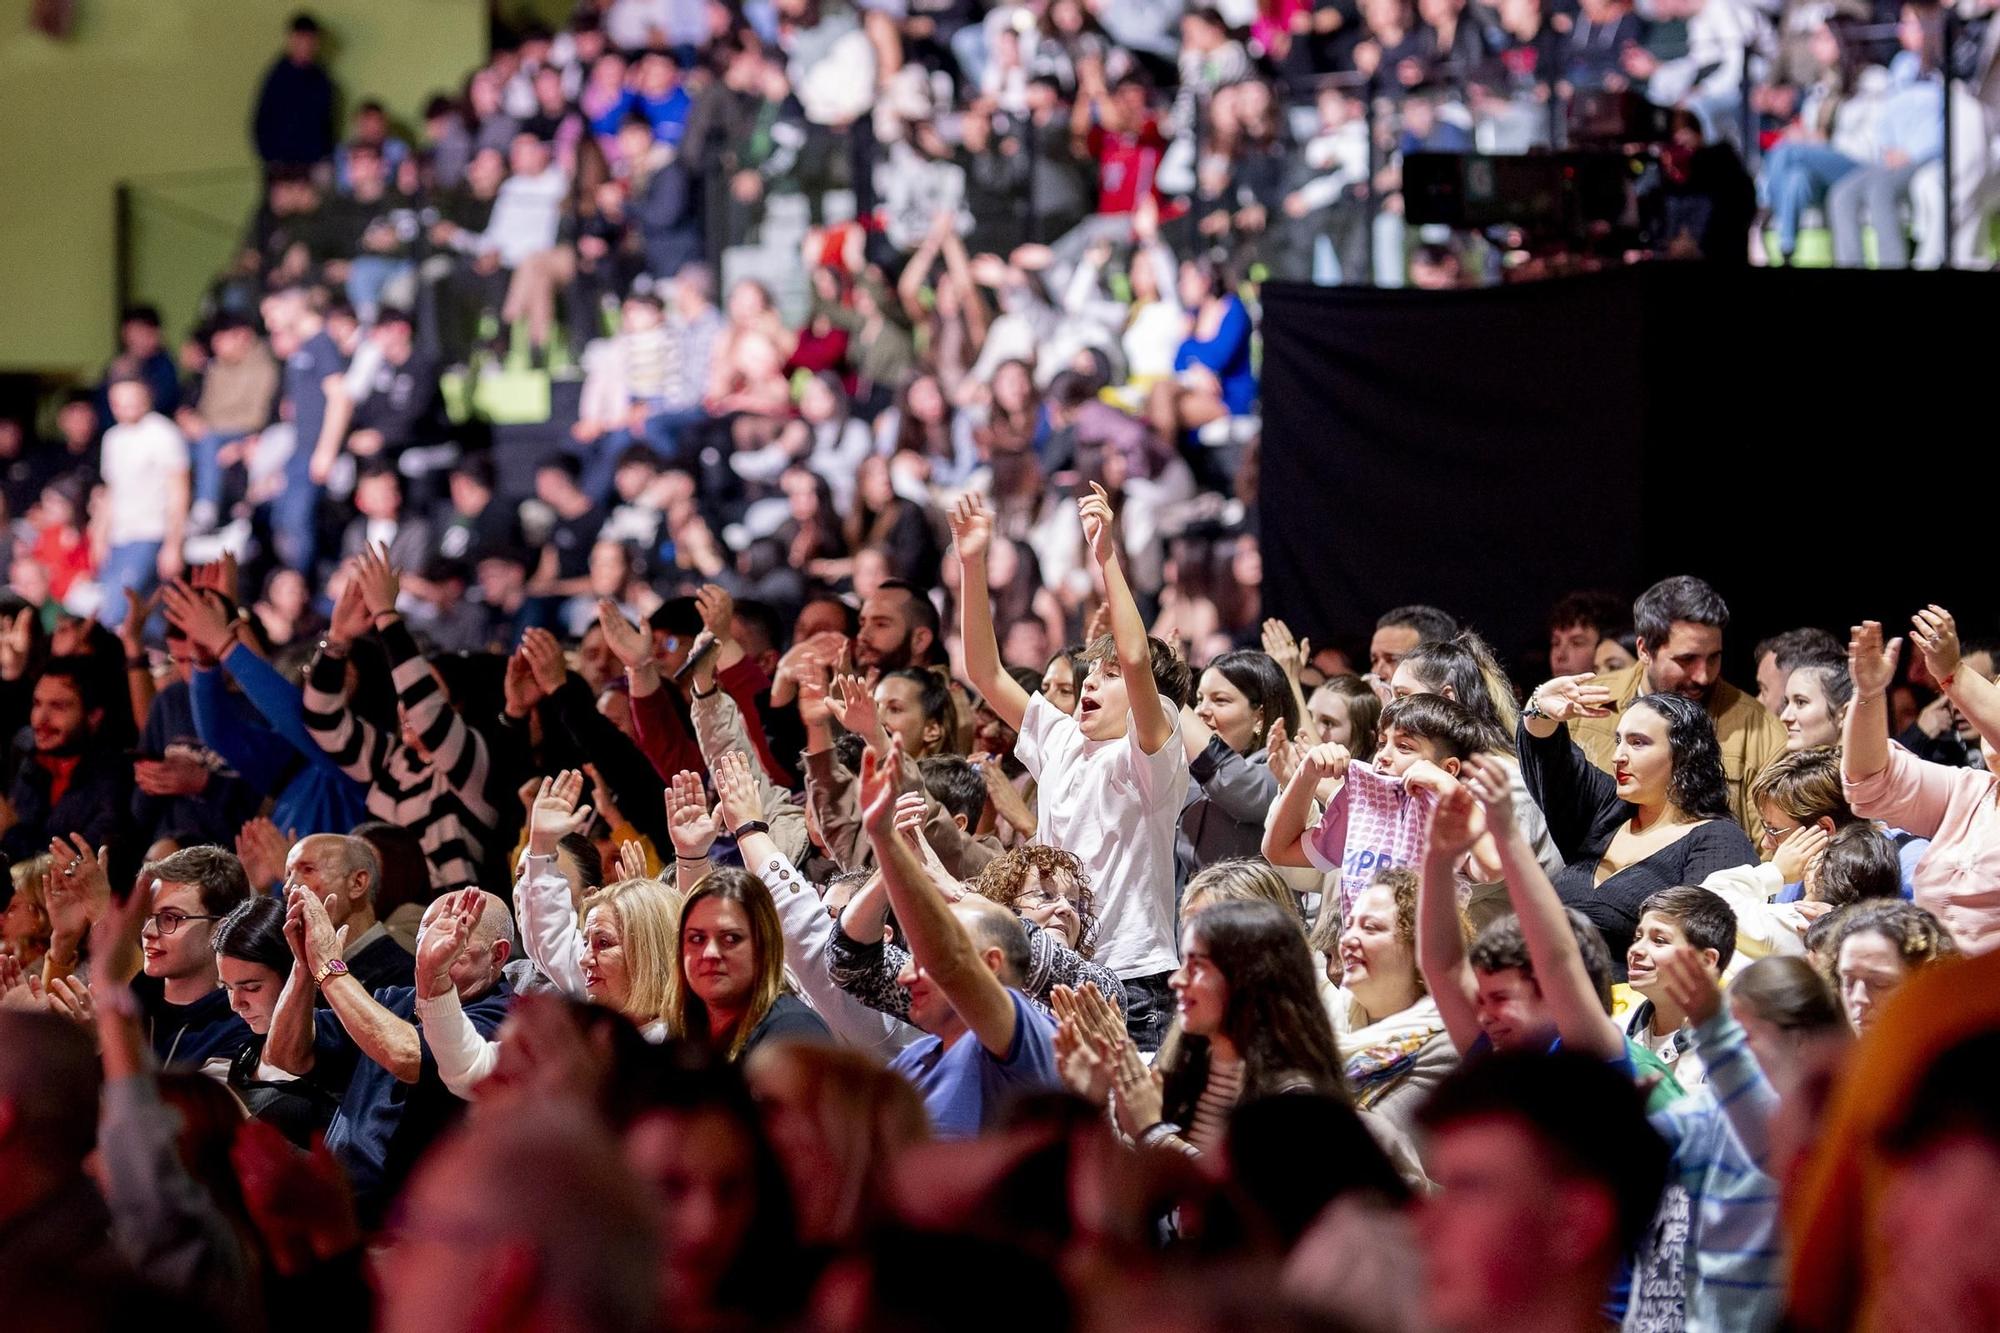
1264;692;1497;923
953;484;1191;1051
1616;884;1737;1087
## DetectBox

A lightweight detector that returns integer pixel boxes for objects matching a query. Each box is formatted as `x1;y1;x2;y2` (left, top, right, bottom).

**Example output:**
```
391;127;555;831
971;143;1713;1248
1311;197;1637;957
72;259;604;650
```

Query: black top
742;992;833;1060
345;930;417;994
131;976;255;1070
1517;721;1757;979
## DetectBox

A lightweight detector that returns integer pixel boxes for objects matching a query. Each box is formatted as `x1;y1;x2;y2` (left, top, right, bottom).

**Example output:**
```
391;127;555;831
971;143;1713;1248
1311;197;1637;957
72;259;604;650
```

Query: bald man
285;833;414;993
265;887;515;1222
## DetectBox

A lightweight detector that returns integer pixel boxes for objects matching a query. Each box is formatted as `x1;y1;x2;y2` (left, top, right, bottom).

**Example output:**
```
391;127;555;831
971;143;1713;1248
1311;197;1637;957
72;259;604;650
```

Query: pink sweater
1845;745;2000;956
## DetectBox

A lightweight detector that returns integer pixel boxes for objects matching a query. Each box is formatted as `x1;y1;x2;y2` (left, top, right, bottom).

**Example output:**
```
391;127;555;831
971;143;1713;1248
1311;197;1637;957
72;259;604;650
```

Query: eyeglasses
145;909;223;937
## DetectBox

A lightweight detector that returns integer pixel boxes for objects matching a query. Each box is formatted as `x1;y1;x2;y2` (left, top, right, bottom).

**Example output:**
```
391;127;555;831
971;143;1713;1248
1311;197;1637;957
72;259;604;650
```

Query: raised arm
1910;605;2000;755
1080;482;1171;754
663;770;718;896
291;886;421;1083
950;494;1029;732
1262;743;1350;870
412;888;499;1100
860;747;1018;1058
1461;756;1623;1061
300;576;387;782
1841;621;1900;784
1658;946;1780;1167
1517;677;1627;860
1419;790;1486;1055
514;771;595;992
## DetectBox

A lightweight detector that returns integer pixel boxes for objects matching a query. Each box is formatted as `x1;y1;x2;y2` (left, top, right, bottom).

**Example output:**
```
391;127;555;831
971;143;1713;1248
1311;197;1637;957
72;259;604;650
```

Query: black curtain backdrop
1258;264;2000;680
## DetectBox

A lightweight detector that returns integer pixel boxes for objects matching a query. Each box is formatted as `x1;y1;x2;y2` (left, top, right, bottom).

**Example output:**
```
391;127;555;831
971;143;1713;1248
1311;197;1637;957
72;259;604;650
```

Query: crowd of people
3;1;1999;1331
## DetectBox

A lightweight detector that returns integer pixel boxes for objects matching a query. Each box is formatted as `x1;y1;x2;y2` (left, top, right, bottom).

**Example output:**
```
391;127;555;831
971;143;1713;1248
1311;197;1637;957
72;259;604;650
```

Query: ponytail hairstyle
1396;631;1518;752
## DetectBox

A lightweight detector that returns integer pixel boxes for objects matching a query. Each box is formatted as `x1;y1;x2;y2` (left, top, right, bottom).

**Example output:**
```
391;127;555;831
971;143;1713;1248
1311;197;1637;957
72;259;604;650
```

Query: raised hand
596;599;654;670
352;542;401;617
415;887;480;999
47;835;112;942
1528;673;1615;722
134;748;212;799
948;493;994;566
120;587;160;659
190;550;241;603
237;817;295;892
519;626;569;694
1078;481;1117;568
695;583;736;642
526;771;594;857
1848;621;1901;700
0;608;33;681
285;886;348;977
796;670;833;728
1427;784;1483;860
1910;605;1961;684
1261;618;1306;683
1108;1030;1164;1139
711;749;764;834
826;673;889;751
858;744;900;837
1773;823;1829;888
161;580;237;659
503;646;545;718
1458;753;1516;829
1051;987;1115;1106
1658;944;1723;1027
326;573;371;648
88;873;155;994
616;840;649;882
892;791;928;849
664;770;718;860
1299;742;1351;786
44;973;95;1027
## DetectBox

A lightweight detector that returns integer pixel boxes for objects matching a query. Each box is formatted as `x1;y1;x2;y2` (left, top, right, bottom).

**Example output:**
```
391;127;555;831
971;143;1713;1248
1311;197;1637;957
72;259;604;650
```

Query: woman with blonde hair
1;854;53;974
1181;857;1298;921
670;869;831;1060
579;875;687;1038
743;1039;930;1245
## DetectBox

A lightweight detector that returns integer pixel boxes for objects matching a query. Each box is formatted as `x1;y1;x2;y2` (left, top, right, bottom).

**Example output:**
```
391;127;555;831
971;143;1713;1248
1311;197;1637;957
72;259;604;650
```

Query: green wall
0;0;488;376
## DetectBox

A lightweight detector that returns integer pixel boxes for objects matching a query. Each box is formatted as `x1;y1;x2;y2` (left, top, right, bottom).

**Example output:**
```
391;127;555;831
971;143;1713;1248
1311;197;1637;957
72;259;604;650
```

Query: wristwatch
730;820;771;839
314;957;351;988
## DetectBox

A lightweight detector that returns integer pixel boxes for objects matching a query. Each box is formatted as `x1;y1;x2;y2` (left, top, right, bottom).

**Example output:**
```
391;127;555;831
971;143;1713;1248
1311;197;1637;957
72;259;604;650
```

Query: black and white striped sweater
302;619;496;890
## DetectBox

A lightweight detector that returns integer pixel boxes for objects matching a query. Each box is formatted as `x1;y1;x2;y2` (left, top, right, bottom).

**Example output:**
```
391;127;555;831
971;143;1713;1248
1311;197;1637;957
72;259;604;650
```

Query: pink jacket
1845;745;2000;956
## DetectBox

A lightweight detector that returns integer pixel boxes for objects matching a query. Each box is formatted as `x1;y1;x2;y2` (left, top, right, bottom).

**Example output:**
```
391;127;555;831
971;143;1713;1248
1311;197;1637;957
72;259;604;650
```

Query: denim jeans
270;464;323;574
347;256;416;323
97;541;162;626
1762;142;1862;257
191;429;253;514
1121;971;1175;1054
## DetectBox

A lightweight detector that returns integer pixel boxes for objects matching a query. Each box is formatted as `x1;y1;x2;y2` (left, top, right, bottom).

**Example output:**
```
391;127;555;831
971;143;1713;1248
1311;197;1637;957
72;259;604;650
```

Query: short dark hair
1470;909;1615;1012
36;656;104;717
1397;632;1516;750
918;755;986;829
1548;590;1628;637
146;846;252;918
1377;692;1488;764
537;451;584;482
1814;824;1902;908
1753;626;1844;674
212;896;293;972
1418;1050;1671;1258
121;304;163;328
1081;634;1192;710
1636;885;1737;971
649;596;703;637
289;12;322;34
1376;604;1458;643
877;580;943;660
451;453;496;490
1632;576;1729;651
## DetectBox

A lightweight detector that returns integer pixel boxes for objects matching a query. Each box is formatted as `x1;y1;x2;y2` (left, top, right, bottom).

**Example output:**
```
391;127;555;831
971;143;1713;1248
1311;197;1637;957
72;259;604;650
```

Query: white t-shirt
1014;691;1186;979
100;412;190;545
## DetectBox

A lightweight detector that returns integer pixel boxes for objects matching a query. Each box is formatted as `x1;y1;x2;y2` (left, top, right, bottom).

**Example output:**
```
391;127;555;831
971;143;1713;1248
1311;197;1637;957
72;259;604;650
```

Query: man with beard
0;658;133;859
853;580;944;681
1567;576;1786;841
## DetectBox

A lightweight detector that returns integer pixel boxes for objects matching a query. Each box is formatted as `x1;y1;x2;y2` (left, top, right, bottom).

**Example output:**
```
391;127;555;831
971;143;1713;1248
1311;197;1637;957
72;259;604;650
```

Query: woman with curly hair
1827;898;1958;1035
1518;678;1759;976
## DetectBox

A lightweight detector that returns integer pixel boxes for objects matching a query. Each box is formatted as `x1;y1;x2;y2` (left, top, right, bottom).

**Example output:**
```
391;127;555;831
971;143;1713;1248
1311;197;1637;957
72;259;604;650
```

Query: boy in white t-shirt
951;483;1192;1050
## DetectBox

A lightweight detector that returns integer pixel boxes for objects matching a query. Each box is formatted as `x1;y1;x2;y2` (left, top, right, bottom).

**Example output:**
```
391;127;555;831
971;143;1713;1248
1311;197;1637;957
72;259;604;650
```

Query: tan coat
1565;664;1787;844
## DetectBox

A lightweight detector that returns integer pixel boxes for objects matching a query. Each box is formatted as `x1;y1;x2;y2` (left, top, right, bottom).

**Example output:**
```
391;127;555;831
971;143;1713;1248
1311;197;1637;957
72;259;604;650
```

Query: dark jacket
253;56;337;167
633;154;703;281
3;743;133;860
